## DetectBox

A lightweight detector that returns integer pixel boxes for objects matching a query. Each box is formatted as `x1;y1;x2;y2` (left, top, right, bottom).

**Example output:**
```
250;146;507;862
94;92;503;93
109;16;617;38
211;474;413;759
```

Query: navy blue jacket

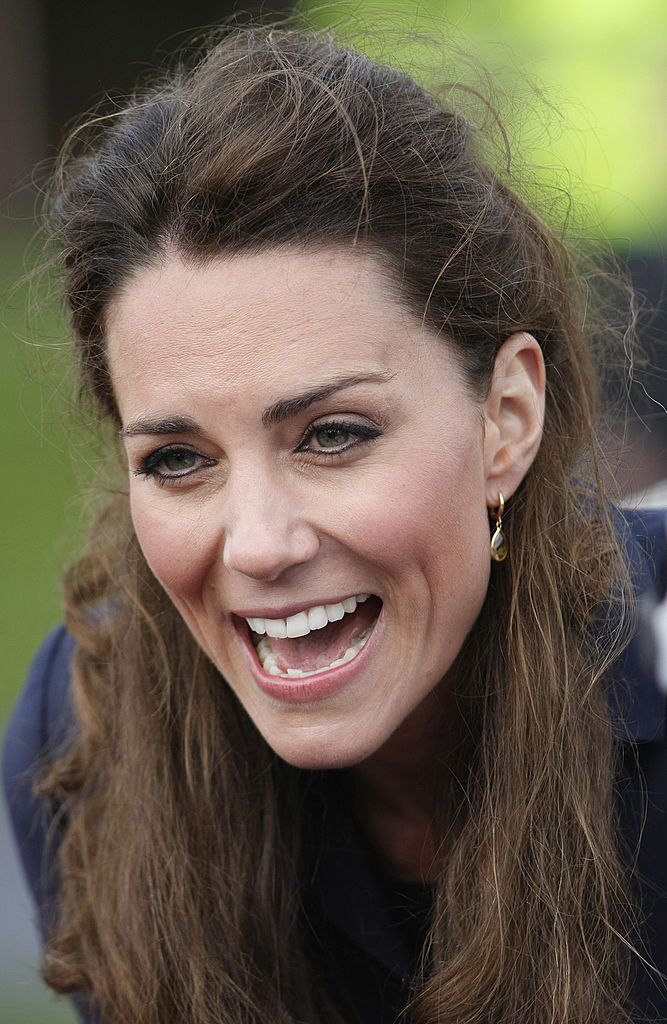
3;507;667;1023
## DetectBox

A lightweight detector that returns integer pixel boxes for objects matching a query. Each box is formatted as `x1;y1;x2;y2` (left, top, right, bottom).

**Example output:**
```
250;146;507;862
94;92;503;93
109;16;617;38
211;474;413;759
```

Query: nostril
222;536;319;581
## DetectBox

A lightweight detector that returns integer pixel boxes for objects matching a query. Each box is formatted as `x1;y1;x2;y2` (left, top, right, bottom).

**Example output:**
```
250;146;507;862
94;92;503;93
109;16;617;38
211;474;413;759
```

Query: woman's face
107;248;498;769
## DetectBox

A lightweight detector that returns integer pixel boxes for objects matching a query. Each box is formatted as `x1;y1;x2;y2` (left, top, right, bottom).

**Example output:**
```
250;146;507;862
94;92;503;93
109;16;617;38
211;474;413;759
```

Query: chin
267;725;382;772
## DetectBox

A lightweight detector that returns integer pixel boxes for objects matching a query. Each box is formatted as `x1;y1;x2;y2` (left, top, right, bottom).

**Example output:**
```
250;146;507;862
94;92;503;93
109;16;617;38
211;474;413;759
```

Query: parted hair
38;18;648;1024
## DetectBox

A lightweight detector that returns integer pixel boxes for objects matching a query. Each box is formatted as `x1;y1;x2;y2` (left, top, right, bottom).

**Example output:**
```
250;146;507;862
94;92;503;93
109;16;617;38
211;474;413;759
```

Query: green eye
315;427;351;448
137;444;211;486
298;419;382;459
160;450;198;472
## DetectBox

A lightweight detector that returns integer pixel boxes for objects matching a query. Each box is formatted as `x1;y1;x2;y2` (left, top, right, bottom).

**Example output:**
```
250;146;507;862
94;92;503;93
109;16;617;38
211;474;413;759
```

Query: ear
483;332;546;505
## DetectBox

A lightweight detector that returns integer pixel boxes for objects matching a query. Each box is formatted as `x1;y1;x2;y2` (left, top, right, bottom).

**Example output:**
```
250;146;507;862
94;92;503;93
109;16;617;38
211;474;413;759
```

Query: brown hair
39;18;647;1023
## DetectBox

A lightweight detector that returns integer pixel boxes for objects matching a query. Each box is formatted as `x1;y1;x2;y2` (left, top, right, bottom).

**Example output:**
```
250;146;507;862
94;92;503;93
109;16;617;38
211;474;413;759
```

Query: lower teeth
254;625;374;679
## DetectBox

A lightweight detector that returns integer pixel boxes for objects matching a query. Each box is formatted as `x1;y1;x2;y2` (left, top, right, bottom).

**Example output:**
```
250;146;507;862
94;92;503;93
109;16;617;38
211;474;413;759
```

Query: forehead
105;247;451;419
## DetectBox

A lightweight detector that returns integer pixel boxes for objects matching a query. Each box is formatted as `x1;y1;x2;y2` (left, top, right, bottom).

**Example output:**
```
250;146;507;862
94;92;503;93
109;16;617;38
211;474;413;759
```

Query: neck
348;682;462;882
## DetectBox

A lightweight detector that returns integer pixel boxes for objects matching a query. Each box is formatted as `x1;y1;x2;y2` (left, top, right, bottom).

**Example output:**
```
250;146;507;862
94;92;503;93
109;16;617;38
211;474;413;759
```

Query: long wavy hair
37;19;648;1024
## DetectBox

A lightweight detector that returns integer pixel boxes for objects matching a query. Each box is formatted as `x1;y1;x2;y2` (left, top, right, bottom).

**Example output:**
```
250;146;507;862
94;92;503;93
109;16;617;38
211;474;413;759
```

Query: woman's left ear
483;332;546;503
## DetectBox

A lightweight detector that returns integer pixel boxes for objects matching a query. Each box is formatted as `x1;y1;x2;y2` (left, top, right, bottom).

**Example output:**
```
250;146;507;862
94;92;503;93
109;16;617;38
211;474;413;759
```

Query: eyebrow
261;371;395;428
119;371;396;439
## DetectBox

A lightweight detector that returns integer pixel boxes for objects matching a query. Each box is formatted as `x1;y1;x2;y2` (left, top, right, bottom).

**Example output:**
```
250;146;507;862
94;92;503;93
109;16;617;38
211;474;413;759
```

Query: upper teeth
246;593;370;639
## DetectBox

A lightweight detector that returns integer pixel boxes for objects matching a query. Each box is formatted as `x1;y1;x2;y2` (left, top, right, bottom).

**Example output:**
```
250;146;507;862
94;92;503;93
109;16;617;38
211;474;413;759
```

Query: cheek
341;432;488;572
343;432;491;685
129;491;214;599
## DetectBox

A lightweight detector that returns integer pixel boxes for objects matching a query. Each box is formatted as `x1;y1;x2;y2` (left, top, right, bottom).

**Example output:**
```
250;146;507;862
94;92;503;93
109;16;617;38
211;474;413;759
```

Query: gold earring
490;492;508;562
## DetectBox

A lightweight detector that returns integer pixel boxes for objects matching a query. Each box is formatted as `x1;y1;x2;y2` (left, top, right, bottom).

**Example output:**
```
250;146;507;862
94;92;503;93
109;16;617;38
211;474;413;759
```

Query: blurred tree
43;0;292;147
2;1;292;213
0;1;46;211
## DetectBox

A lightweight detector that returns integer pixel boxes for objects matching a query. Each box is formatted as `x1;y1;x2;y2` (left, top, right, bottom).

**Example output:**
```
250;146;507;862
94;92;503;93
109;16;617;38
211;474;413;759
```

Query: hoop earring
490;492;508;562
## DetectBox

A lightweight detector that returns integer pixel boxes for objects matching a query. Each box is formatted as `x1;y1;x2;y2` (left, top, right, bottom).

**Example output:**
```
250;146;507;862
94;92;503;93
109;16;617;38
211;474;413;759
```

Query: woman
3;22;667;1024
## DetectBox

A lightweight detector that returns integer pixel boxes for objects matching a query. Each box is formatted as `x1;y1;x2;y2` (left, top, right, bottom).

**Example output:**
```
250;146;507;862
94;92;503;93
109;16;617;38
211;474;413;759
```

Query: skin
107;246;545;878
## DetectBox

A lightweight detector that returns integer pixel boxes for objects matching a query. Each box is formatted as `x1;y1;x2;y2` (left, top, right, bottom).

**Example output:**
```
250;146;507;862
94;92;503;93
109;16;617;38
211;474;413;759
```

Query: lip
231;592;371;620
232;602;385;703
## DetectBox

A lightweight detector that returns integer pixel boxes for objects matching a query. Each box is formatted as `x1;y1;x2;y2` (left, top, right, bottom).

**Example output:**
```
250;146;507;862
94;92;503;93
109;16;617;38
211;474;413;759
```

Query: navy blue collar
303;771;420;983
607;646;666;743
606;507;666;744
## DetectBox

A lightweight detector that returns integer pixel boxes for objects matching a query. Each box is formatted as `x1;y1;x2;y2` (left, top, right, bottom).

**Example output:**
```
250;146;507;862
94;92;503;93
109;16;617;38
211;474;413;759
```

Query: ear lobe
483;332;546;504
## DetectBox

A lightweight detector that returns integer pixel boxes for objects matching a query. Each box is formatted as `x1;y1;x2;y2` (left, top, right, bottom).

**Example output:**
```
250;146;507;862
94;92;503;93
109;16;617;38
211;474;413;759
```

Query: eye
134;445;214;486
313;425;352;449
296;419;382;459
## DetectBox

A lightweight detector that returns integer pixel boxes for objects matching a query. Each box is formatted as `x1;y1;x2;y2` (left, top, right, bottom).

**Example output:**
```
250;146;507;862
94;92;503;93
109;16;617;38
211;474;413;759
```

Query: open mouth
243;595;383;679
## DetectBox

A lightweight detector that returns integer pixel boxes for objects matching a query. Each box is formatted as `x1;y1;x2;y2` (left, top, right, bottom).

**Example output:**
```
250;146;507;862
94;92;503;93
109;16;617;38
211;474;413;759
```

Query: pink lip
231;593;372;619
232;604;385;703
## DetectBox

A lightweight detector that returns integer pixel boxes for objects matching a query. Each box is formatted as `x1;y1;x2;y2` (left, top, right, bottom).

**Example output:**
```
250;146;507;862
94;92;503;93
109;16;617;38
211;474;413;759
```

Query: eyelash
134;419;382;487
298;419;381;459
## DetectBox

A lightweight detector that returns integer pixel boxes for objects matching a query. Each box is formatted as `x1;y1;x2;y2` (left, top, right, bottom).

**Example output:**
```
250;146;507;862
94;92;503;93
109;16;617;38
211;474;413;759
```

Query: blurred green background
1;1;665;1020
305;0;667;244
2;225;79;720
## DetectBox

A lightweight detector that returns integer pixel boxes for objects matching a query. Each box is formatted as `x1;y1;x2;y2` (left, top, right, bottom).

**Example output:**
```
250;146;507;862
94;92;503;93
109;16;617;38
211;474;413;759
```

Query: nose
221;469;320;582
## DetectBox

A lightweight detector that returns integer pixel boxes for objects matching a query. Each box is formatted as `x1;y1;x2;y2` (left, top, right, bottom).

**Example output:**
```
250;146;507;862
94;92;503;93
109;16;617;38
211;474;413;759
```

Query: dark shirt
3;507;667;1023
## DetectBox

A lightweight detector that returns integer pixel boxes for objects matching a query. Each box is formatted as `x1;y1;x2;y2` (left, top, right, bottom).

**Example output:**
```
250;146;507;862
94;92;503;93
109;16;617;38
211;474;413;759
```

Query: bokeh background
2;2;665;1020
